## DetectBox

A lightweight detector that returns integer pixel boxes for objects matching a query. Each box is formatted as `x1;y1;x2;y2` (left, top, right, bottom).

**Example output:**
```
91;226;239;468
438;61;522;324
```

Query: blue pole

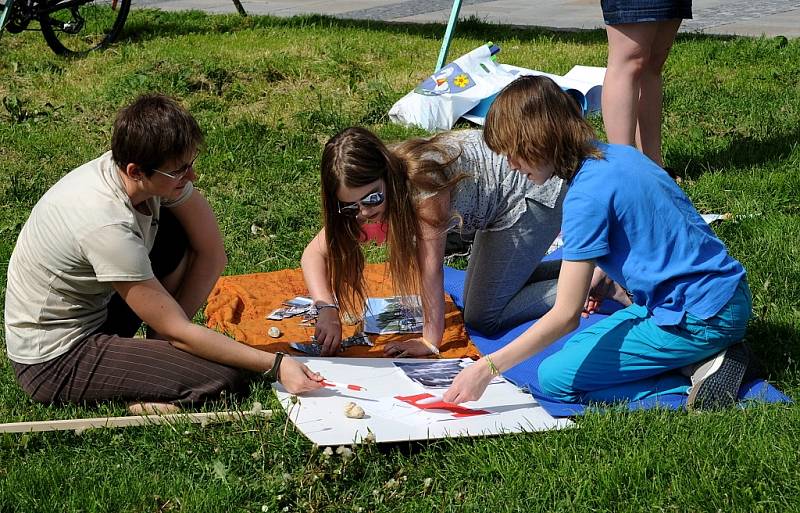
0;0;17;36
435;0;463;72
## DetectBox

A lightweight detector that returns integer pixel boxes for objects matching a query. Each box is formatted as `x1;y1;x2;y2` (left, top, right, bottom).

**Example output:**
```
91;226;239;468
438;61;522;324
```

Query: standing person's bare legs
635;19;682;165
602;20;681;167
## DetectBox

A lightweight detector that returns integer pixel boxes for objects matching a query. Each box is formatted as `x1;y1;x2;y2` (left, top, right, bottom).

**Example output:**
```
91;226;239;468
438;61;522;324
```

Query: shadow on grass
746;318;800;387
120;9;761;48
671;126;800;179
116;10;742;49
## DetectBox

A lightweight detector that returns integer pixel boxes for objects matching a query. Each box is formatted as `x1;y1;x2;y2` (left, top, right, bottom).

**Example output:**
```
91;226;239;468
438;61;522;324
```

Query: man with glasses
5;94;323;413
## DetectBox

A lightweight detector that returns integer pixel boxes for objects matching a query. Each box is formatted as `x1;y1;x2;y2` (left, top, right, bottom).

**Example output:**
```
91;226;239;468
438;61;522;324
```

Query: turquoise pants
538;279;752;404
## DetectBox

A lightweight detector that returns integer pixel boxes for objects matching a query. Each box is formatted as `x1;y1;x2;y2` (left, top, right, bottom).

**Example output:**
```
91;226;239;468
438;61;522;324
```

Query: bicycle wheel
39;0;131;56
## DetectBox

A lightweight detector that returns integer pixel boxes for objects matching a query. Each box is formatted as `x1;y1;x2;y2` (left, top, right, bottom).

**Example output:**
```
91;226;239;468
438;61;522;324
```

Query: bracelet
420;337;440;356
264;351;285;383
315;302;339;311
485;354;500;377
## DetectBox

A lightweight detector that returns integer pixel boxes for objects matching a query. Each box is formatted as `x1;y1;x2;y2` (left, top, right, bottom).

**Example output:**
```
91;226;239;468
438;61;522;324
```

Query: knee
610;50;649;80
463;308;502;335
537;357;578;402
181;366;251;403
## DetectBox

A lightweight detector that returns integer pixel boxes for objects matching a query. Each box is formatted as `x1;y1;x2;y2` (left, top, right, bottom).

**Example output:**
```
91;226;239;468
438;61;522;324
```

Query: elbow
189;244;227;276
204;246;228;276
301;243;323;272
549;307;581;335
159;320;195;348
215;249;228;275
300;246;312;270
563;316;580;334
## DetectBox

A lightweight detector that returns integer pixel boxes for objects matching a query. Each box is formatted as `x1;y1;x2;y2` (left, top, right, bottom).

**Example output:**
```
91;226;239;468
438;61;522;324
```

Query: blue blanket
443;253;790;417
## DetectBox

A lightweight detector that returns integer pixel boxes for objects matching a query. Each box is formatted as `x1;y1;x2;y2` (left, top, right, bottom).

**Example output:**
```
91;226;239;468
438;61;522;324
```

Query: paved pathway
138;0;800;38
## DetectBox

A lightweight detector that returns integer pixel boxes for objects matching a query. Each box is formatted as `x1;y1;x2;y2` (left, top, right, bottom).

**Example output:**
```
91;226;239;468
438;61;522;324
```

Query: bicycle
0;0;130;56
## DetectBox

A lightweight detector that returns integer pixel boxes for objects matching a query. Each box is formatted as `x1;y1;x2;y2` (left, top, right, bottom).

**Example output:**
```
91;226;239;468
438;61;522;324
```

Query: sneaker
686;343;750;411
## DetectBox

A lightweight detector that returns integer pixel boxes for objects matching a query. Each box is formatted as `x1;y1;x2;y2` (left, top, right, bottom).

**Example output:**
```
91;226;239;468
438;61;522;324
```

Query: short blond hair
483;75;602;181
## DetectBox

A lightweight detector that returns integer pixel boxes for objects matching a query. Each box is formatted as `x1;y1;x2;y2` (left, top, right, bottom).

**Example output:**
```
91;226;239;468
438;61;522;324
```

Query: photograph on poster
363;296;424;334
393;359;505;388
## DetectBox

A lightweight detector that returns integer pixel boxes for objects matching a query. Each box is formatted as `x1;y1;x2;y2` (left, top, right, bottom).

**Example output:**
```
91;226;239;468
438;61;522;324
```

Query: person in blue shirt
444;75;752;410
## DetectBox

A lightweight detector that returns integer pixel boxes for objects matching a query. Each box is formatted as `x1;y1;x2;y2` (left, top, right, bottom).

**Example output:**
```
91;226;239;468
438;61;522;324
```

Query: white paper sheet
461;64;606;125
273;357;573;446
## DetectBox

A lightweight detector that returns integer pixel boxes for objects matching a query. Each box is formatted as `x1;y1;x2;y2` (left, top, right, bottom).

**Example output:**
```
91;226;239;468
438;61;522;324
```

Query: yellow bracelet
485;354;500;377
420;337;441;356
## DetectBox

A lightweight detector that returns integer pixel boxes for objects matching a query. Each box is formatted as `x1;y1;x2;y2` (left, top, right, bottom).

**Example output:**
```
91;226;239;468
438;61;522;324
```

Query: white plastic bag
388;44;517;131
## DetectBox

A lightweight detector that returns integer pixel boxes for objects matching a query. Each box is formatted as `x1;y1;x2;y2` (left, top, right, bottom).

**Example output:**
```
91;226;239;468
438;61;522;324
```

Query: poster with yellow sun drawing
414;62;475;96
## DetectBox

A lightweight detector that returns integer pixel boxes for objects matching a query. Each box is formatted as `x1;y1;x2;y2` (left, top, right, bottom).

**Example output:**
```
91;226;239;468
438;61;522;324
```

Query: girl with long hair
301;127;566;357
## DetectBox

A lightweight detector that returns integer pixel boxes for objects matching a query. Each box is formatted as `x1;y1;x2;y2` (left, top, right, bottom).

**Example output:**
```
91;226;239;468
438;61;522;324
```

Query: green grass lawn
1;11;800;512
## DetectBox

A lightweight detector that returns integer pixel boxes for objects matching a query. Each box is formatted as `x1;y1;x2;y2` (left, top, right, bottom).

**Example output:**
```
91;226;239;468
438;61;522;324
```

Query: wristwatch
264;351;285;383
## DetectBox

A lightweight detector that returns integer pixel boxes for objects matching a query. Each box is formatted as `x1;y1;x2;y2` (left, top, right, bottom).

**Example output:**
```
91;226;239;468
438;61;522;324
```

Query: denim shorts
601;0;692;25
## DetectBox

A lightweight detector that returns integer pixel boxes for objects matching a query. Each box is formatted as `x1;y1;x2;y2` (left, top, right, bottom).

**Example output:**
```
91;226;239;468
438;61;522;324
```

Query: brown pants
12;209;252;406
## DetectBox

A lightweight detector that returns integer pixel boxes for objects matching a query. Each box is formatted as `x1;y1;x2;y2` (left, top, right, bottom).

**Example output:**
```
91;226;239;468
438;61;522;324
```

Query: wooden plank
0;410;272;434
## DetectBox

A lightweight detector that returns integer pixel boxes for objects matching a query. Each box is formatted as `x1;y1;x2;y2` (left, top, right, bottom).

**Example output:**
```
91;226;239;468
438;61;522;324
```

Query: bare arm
444;259;596;403
113;278;323;393
384;191;450;357
417;193;449;347
301;229;336;304
166;190;228;318
301;229;342;355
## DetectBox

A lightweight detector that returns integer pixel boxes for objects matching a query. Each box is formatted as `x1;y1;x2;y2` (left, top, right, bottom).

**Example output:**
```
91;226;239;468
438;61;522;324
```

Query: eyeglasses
152;152;199;181
337;191;385;215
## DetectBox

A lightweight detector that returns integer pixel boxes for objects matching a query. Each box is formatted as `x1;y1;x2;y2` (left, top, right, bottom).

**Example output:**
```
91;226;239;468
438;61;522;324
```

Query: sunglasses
337;191;385;215
152;152;200;181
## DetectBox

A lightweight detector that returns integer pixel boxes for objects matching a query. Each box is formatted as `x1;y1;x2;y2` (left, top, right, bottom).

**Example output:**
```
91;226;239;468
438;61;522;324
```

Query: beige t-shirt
4;151;193;364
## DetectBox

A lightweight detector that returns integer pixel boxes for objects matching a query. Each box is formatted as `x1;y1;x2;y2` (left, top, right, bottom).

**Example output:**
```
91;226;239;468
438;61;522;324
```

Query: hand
384;338;438;358
315;307;342;356
583;267;632;317
443;358;493;404
278;357;324;394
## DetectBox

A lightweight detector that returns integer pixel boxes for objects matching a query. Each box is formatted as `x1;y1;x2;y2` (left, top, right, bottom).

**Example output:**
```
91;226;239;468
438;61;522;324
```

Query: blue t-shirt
561;143;746;325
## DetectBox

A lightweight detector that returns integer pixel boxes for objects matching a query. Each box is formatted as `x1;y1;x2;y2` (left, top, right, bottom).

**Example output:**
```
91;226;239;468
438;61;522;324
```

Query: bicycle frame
0;0;103;32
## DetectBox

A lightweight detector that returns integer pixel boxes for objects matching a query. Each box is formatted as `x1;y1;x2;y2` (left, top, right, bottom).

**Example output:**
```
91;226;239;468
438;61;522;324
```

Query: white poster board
273;357;573;446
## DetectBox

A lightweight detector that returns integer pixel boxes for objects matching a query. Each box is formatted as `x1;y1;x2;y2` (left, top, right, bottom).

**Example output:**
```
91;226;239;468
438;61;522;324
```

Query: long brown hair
483;75;603;180
320;127;465;319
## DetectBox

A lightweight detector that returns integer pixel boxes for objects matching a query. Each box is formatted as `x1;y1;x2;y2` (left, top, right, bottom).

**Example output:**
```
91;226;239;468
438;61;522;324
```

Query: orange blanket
205;263;480;359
